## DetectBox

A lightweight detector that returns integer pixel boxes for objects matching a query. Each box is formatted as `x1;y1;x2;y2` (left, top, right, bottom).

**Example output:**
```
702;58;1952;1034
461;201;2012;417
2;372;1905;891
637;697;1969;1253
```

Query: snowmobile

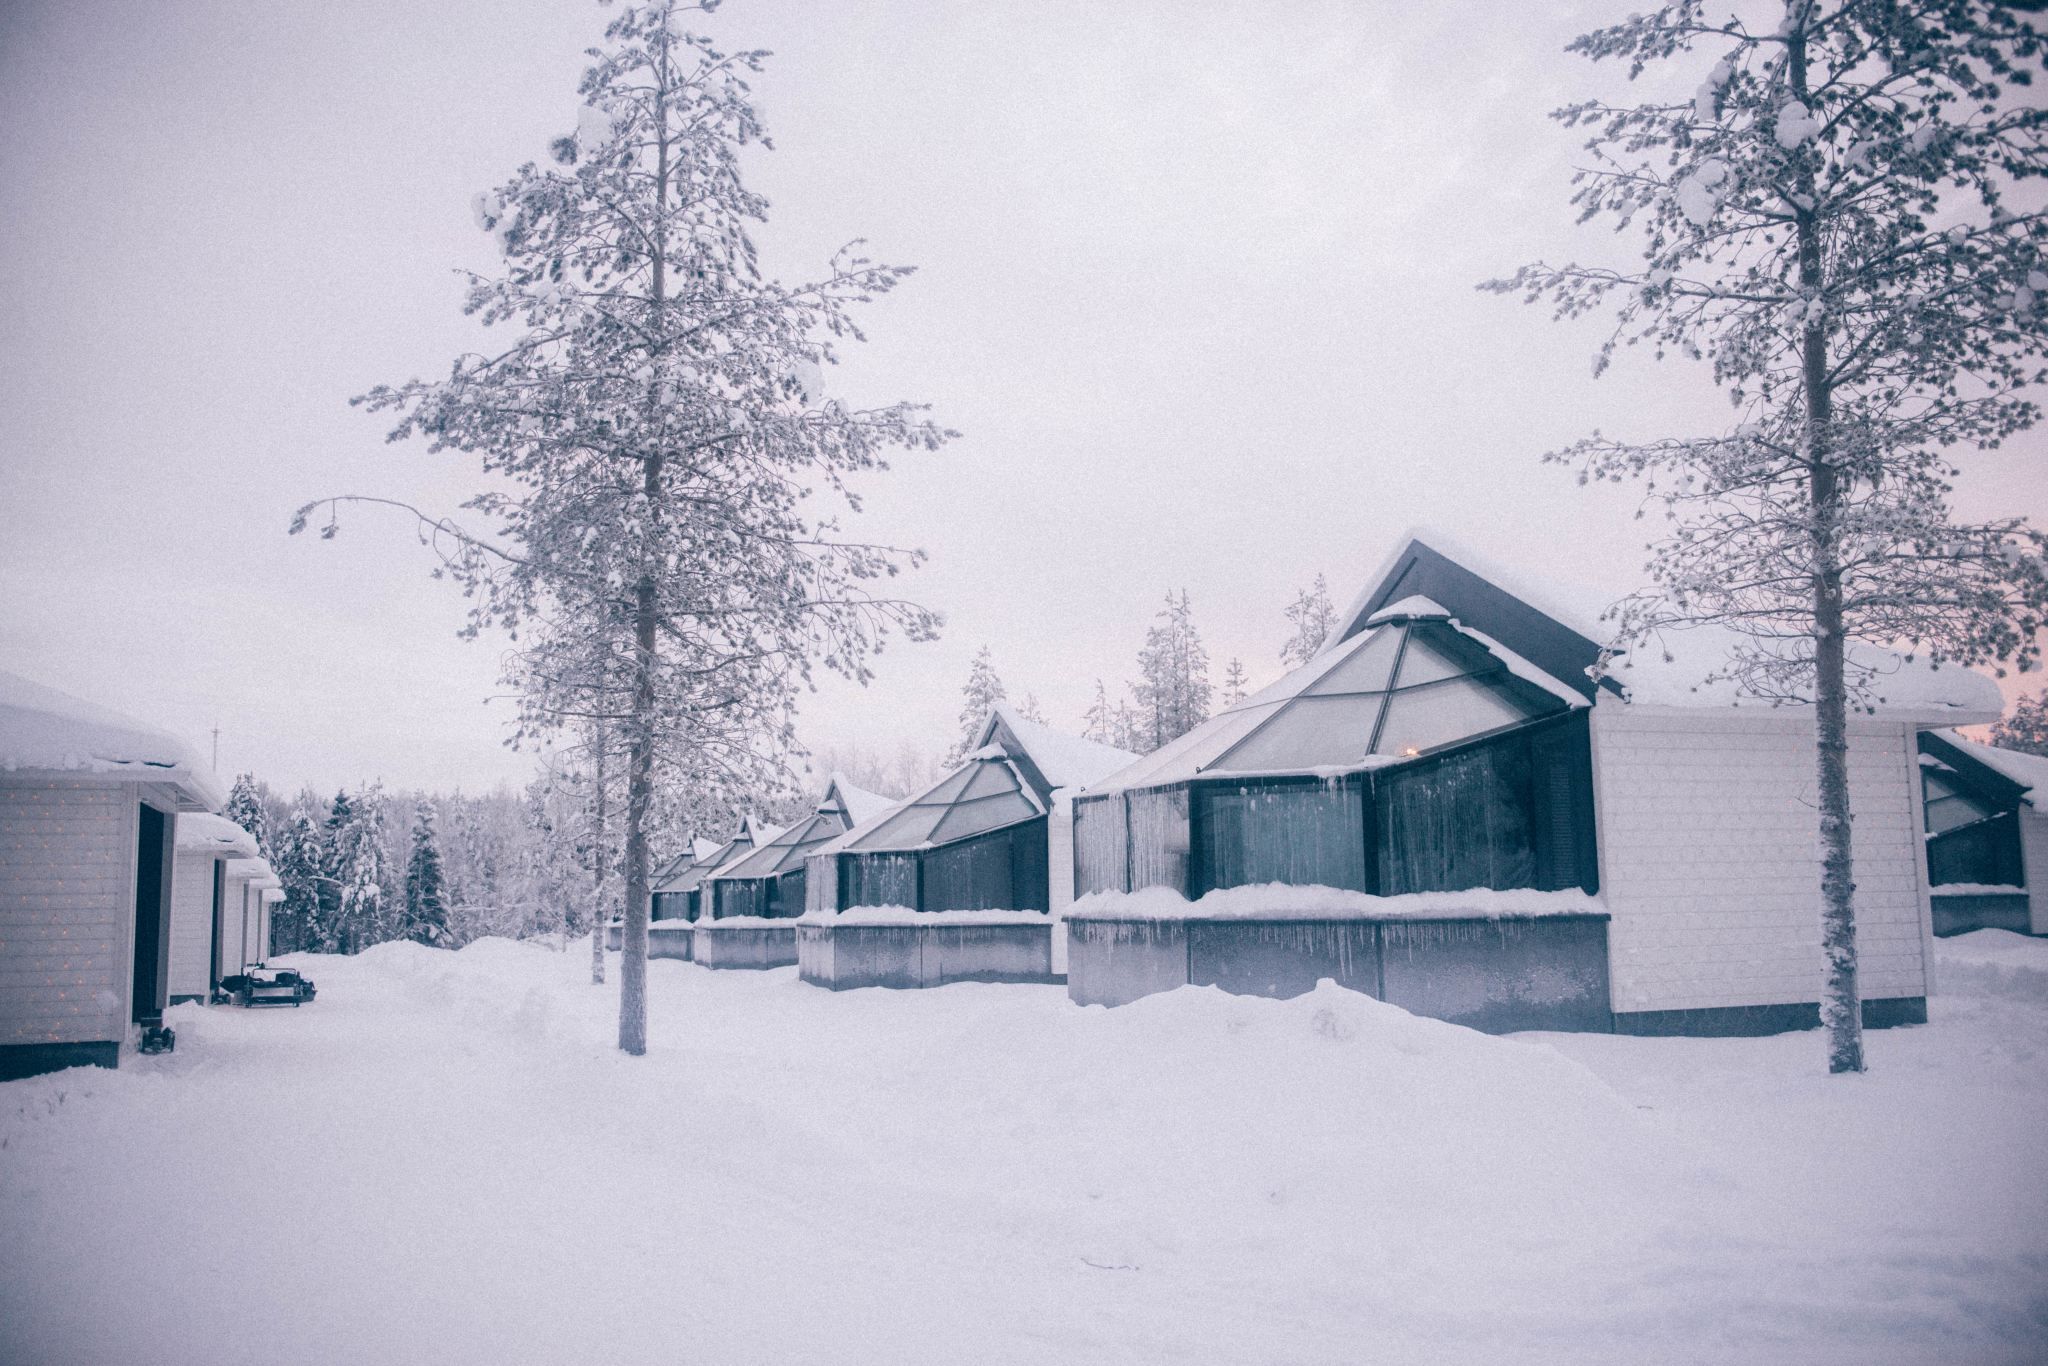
219;965;317;1008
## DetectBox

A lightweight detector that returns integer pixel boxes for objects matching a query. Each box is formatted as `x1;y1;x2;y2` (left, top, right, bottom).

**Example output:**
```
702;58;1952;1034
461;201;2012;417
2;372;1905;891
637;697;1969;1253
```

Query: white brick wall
0;779;136;1045
1591;705;1929;1014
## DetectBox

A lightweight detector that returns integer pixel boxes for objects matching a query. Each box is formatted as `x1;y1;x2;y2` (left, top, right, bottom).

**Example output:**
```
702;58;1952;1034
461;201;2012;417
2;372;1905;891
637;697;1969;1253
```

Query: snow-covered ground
5;933;2045;1365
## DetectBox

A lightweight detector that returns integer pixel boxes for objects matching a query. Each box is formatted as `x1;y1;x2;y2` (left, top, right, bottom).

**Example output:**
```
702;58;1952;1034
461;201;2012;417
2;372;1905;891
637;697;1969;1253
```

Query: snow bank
0;668;223;810
5;931;2046;1364
693;915;798;931
799;906;1051;927
1936;928;2048;1002
1068;883;1608;921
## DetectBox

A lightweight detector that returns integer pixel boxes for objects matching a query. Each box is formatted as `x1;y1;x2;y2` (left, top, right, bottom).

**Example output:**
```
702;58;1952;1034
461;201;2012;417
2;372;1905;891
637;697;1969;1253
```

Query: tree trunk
591;728;608;986
618;47;671;1057
1791;16;1863;1074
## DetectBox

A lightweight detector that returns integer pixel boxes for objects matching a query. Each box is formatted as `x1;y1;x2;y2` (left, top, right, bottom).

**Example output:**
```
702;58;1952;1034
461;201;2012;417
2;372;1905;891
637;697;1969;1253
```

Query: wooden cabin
806;707;1134;917
219;857;280;977
1;669;224;1080
168;813;261;1004
650;821;776;923
1917;731;2048;937
1065;527;2004;1035
704;778;892;920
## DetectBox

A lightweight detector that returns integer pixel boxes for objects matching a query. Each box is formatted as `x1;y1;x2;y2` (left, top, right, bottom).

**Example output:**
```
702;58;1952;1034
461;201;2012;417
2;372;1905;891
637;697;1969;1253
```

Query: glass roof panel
851;801;947;851
929;789;1042;844
1208;693;1389;773
1388;634;1470;688
1371;679;1530;757
957;760;1022;803
1300;626;1403;697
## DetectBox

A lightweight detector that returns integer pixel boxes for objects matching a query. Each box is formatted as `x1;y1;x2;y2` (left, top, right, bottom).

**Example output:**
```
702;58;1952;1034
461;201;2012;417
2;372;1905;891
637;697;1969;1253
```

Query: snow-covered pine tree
224;773;270;855
1081;679;1113;745
1489;0;2048;1073
1135;590;1212;751
1990;690;2048;755
945;647;1007;764
295;1;949;1053
1015;693;1048;725
330;783;391;954
1221;657;1249;707
404;806;451;946
269;805;323;955
1280;574;1337;670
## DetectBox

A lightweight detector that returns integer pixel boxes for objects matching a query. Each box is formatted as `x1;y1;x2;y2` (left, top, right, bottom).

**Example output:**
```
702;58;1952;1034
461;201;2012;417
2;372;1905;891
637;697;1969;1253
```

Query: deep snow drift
4;933;2045;1365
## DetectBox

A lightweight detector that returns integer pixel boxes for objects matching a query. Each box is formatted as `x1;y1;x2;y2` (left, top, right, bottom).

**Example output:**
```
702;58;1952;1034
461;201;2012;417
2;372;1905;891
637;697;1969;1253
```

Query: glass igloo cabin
703;778;892;920
1073;589;1601;903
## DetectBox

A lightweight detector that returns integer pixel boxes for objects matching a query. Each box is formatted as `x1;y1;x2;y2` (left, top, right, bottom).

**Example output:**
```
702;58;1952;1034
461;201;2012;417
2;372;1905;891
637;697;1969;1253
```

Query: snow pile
1673;157;1733;226
800;906;1050;927
1936;928;2048;1002
4;937;2047;1363
0;668;223;810
1929;883;2025;897
175;812;260;859
1068;883;1607;922
692;915;798;931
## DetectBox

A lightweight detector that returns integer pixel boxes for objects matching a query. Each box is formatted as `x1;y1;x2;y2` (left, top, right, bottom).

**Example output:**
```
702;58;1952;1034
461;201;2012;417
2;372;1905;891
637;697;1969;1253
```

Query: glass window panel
1922;772;1996;834
841;852;919;909
1200;781;1368;893
1127;786;1190;895
1210;694;1388;773
1300;627;1403;697
1371;680;1529;757
930;789;1040;845
1073;795;1128;895
1376;740;1535;894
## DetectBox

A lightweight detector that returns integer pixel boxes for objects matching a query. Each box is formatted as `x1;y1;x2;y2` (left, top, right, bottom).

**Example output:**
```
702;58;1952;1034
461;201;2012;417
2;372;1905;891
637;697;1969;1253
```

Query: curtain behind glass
1201;781;1368;893
1375;741;1535;894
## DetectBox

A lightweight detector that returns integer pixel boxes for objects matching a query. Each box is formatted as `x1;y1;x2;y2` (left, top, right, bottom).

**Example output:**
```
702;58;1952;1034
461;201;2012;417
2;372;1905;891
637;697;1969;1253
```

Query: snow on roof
1364;595;1451;626
984;703;1137;790
176;812;259;859
1928;730;2048;801
1328;527;2005;724
0;669;224;811
692;836;721;861
1606;627;2005;721
1325;525;1621;660
825;773;894;826
226;856;276;883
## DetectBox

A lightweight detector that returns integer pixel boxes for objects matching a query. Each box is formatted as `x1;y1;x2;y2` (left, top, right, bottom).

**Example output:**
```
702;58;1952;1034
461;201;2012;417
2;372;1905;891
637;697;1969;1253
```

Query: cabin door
131;804;174;1024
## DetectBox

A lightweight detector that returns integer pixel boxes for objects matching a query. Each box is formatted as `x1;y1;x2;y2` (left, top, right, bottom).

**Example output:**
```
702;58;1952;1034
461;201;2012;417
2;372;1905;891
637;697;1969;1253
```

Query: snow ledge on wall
1067;884;1608;922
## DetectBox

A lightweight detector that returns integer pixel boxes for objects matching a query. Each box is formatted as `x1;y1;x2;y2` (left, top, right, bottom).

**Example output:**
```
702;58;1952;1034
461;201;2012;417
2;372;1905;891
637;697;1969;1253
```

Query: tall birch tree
1490;0;2048;1071
295;0;948;1053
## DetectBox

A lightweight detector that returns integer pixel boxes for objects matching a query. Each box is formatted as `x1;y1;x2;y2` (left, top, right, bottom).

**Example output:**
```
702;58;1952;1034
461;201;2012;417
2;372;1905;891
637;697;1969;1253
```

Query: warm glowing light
1403;747;1419;756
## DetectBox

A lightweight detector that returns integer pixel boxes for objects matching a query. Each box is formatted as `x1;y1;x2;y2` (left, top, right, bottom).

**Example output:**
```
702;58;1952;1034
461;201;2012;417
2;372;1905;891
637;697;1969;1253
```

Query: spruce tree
945;646;1007;764
225;773;270;855
1490;0;2048;1072
405;807;451;946
1135;590;1212;751
1221;657;1249;707
1990;690;2048;756
1280;575;1336;669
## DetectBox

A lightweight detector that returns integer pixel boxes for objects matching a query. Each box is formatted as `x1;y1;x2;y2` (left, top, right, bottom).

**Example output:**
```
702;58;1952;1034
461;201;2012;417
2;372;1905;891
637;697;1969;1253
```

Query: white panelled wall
1590;698;1933;1016
0;778;141;1049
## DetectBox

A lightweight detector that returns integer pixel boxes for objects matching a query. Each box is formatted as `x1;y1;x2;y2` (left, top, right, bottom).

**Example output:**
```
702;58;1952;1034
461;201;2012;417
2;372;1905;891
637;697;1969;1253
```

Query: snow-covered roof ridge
0;668;224;811
1928;729;2048;800
823;772;894;826
1324;525;1624;661
985;702;1137;790
176;812;260;858
1365;595;1451;626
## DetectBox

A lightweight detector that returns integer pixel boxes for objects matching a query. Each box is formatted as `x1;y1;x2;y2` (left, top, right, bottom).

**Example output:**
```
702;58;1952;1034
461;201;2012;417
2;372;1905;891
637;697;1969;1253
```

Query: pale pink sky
2;0;2040;795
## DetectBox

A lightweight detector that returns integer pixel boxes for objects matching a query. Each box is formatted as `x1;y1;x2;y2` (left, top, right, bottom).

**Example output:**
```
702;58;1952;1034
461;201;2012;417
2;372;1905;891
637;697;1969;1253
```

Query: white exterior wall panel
1592;708;1928;1014
0;778;136;1046
167;850;216;1000
2021;808;2048;936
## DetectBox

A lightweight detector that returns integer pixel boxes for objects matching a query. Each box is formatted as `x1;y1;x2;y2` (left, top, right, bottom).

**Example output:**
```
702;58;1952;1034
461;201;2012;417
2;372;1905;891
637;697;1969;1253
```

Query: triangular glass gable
852;756;1040;851
1207;619;1568;775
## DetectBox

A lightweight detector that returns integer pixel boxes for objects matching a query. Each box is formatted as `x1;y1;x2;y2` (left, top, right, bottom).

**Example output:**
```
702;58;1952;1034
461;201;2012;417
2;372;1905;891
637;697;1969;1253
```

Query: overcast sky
3;0;2041;799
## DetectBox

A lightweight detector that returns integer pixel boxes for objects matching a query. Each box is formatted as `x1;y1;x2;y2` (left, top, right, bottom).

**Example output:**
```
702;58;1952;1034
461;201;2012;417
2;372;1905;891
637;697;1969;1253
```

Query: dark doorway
209;859;227;997
132;804;172;1025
